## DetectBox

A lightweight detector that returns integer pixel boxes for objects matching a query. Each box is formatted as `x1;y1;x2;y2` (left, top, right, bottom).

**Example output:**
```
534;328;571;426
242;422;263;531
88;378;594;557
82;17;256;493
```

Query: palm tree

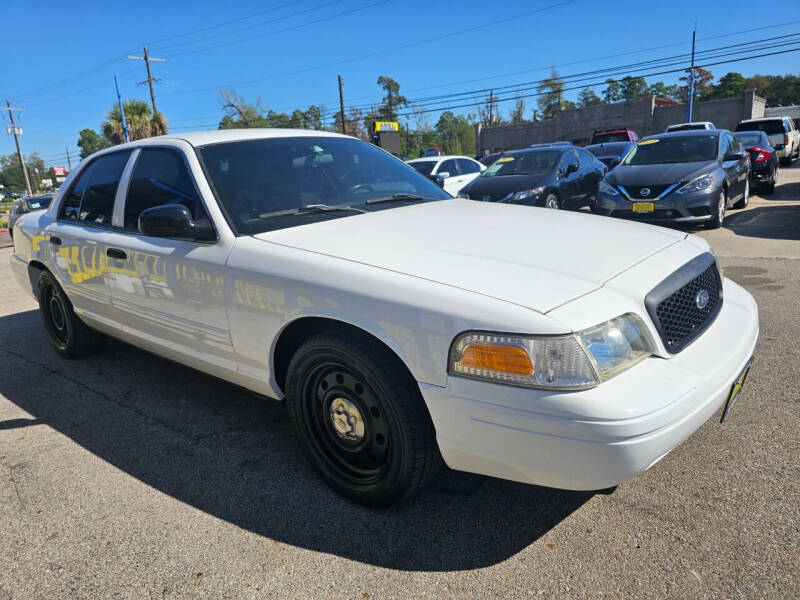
102;100;168;144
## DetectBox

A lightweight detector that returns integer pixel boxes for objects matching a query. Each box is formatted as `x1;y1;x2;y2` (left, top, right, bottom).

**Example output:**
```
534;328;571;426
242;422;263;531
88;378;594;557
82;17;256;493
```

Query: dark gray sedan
8;194;54;239
595;130;750;229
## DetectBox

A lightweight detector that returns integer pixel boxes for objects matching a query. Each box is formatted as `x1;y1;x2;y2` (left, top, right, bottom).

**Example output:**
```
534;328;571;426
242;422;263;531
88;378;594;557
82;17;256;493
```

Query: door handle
49;236;62;246
106;248;127;260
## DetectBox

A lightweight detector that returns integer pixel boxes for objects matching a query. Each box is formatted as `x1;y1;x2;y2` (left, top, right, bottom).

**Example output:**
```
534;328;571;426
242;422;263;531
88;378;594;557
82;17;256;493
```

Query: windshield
594;132;629;143
623;135;718;165
734;133;764;147
481;150;560;177
408;161;436;176
587;143;630;158
668;124;707;131
197;136;450;235
26;196;53;210
735;120;784;135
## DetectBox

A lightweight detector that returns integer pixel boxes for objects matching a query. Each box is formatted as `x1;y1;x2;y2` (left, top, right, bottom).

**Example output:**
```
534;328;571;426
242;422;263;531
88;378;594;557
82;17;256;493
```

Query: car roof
406;155;476;163
667;122;713;127
124;128;351;148
739;117;786;123
642;129;725;140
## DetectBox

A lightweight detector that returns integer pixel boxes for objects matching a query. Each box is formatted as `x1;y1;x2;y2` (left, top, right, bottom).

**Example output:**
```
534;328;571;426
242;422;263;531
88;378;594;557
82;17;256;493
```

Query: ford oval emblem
695;289;710;309
640;187;651;197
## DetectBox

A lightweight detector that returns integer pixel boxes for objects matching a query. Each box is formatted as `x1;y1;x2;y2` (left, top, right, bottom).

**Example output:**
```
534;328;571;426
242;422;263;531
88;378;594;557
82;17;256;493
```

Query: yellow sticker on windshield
638;139;660;145
498;157;515;162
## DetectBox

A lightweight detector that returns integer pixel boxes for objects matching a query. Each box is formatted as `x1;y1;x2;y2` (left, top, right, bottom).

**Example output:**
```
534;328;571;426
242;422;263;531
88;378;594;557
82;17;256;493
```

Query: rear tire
38;270;102;358
286;329;440;507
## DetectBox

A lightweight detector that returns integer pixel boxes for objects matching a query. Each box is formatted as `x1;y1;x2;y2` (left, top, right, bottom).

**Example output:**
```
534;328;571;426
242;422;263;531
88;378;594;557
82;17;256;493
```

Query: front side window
624;135;719;165
560;150;579;170
124;148;205;230
196;136;450;235
409;161;435;176
59;151;131;224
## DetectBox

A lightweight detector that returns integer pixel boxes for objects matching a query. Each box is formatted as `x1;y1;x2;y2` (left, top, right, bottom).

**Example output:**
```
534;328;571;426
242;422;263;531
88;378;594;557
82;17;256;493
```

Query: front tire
733;178;749;209
286;329;440;507
38;270;102;358
542;193;560;209
706;188;727;229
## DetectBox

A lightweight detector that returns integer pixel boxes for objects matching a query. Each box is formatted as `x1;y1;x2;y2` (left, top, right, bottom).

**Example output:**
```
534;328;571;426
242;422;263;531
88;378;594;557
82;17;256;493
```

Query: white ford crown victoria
10;130;758;506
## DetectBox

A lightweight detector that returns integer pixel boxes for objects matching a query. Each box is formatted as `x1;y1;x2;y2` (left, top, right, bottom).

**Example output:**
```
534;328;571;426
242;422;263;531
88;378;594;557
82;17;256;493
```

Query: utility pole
128;46;166;131
488;90;495;126
338;75;346;135
65;147;73;170
5;100;32;196
686;28;697;123
114;76;130;143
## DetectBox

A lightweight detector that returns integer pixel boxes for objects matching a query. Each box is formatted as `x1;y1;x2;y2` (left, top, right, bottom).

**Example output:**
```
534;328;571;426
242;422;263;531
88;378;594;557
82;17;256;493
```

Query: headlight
511;187;544;201
598;180;618;196
449;314;655;390
677;173;713;194
457;191;471;199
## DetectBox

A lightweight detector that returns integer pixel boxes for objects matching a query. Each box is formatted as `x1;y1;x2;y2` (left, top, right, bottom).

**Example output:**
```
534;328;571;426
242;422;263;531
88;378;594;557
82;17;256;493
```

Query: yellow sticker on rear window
498;157;515;162
638;139;660;145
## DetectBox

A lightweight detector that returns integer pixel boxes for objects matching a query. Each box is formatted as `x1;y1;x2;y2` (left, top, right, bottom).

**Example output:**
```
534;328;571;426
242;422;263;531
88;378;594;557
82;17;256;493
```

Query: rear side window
456;158;479;174
124;148;203;229
438;159;458;176
59;151;131;224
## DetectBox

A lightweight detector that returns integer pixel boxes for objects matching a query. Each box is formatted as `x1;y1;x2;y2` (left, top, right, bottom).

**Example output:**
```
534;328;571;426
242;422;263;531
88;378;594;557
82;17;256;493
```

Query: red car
591;129;639;144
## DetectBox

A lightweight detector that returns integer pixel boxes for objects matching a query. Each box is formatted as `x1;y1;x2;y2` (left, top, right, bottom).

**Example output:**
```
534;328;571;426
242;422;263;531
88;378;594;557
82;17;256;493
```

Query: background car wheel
706;189;727;229
38;270;102;358
543;194;560;209
733;179;749;209
286;329;440;507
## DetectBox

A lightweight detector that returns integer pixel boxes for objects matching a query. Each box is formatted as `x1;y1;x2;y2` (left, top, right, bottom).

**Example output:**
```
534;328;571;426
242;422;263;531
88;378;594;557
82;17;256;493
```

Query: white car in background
11;129;758;507
406;155;485;196
665;122;715;132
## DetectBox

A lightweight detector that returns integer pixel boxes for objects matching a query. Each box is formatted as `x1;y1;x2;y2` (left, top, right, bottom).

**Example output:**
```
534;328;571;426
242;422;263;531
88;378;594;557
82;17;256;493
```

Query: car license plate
632;202;655;213
720;357;753;423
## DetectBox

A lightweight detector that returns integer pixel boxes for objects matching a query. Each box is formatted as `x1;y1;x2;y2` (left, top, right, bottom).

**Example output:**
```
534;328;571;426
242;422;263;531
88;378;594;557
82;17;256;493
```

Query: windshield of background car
409;161;436;176
481;150;560;177
197;136;451;235
26;196;53;210
735;120;784;135
734;133;764;147
594;132;629;142
587;143;631;158
623;135;718;165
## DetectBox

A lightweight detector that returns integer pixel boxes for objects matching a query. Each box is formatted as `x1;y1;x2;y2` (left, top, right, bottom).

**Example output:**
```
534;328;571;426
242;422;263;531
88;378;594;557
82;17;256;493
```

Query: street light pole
5;100;32;196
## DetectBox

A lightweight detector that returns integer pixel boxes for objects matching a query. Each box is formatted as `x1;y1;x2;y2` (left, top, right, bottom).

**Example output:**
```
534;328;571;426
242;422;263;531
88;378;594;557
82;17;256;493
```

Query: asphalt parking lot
1;167;799;599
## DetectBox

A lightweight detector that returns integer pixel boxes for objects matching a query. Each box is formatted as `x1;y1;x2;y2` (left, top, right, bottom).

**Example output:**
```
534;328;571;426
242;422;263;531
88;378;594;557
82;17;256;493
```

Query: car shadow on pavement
0;309;592;572
723;205;800;241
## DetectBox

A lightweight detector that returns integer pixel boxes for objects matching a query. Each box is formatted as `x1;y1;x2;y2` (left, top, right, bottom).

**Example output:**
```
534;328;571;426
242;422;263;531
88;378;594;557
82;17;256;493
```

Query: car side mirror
566;163;579;175
437;171;450;179
432;174;446;188
138;204;215;241
723;151;745;161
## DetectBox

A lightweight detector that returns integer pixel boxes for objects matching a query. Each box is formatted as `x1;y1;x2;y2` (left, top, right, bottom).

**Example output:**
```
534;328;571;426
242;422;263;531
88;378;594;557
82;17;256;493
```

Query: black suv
458;145;605;210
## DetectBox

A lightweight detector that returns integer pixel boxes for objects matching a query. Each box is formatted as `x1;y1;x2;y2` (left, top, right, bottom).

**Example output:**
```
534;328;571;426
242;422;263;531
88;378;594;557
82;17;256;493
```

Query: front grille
624;184;673;199
611;209;679;220
644;253;722;353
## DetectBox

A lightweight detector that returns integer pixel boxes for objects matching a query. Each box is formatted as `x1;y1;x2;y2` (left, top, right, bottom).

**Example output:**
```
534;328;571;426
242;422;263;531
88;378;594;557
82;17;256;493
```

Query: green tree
620;76;649;101
576;87;602;108
376;75;408;122
0;153;48;193
678;67;714;102
77;128;111;159
477;91;504;127
102;99;166;144
648;81;681;101
705;72;748;99
746;74;800;106
435;111;475;155
602;79;623;103
537;69;572;119
509;93;526;124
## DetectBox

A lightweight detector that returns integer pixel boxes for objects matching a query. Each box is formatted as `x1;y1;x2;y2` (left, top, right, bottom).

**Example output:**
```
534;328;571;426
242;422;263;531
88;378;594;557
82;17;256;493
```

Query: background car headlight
511;187;544;201
677;173;714;194
598;180;618;196
449;314;655;389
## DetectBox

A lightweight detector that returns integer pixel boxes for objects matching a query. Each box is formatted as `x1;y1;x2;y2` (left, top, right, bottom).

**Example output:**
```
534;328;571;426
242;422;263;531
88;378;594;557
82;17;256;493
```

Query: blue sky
3;0;799;168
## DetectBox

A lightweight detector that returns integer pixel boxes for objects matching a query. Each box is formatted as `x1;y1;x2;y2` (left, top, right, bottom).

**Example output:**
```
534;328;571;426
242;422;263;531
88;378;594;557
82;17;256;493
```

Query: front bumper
596;186;719;223
421;278;759;491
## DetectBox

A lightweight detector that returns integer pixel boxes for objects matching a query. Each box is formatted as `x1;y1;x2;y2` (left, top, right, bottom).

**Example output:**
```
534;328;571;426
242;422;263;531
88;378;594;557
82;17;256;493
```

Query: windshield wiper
259;204;367;219
365;193;433;205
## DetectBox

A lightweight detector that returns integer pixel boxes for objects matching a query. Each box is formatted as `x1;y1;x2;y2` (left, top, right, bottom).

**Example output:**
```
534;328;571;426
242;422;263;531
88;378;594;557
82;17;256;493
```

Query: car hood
464;174;548;198
253;200;685;313
608;161;714;186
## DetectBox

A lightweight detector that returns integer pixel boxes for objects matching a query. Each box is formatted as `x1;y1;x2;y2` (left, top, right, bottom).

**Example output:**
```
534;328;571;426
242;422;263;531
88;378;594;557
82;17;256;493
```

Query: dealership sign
52;166;67;177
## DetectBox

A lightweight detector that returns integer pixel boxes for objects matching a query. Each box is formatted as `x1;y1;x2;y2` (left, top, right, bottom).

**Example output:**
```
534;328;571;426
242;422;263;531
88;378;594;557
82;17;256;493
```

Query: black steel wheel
38;270;101;358
286;329;440;507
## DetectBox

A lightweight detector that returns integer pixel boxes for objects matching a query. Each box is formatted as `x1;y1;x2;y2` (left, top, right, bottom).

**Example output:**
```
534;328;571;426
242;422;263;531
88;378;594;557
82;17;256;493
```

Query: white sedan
406;155;485;196
10;129;758;507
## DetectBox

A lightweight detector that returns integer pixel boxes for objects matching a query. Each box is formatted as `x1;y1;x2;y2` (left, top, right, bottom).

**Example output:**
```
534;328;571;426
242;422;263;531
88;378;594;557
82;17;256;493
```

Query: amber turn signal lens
459;342;534;375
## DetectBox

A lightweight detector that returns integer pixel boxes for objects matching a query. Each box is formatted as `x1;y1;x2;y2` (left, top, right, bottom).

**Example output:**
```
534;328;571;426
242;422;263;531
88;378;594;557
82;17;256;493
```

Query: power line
162;0;578;96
